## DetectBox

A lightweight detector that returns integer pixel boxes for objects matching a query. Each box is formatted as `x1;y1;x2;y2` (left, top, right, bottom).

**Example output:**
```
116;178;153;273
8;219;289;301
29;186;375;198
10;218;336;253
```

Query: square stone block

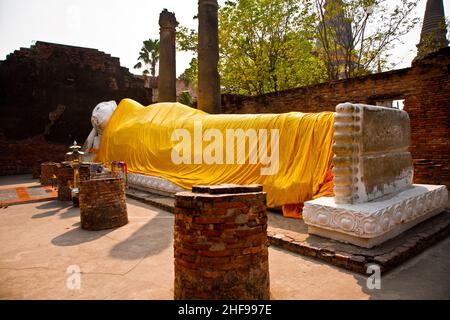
303;184;448;248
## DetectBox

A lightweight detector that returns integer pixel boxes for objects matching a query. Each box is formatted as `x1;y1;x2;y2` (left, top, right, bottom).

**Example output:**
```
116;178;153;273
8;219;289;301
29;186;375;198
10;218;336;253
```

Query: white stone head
91;100;117;135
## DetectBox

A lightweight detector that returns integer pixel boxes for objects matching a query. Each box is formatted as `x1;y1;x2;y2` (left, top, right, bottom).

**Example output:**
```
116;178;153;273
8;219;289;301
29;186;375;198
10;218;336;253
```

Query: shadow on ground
354;236;450;300
32;201;75;219
109;209;173;260
51;226;116;246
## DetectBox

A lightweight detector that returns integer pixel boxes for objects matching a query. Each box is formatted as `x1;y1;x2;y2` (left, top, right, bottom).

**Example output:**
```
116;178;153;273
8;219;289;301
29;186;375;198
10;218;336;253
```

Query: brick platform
40;162;58;186
79;177;128;231
174;184;270;300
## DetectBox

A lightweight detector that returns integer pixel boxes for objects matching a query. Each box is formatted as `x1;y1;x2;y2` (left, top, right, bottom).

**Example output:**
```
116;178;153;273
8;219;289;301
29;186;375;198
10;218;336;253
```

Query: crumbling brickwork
79;177;128;230
174;184;270;300
0;41;152;144
221;48;450;189
0;135;66;176
40;162;58;186
56;164;73;201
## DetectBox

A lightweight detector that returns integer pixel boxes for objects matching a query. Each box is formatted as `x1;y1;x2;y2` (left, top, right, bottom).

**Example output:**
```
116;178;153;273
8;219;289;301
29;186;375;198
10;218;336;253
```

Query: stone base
303;184;448;248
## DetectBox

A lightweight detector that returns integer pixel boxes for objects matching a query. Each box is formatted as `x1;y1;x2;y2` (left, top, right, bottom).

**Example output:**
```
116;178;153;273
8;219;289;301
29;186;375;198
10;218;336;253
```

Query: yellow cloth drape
96;99;335;214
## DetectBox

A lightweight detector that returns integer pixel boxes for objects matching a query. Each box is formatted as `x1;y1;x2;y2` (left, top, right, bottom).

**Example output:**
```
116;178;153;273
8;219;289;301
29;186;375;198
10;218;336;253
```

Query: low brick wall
79;177;128;230
40;162;58;185
56;163;73;201
174;184;270;300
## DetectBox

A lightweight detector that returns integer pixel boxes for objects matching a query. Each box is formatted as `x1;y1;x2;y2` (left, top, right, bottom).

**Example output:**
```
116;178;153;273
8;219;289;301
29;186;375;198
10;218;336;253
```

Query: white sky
0;0;448;76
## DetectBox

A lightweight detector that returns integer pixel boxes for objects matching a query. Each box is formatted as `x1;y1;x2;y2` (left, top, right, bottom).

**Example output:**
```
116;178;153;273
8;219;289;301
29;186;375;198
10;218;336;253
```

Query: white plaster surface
304;184;448;248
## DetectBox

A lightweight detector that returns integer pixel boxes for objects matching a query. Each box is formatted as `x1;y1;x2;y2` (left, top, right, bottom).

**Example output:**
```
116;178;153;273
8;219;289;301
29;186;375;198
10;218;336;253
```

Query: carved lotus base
303;184;448;248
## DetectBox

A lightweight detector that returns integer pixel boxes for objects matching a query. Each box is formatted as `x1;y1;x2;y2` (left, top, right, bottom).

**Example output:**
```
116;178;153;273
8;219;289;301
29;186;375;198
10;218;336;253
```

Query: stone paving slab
125;188;450;274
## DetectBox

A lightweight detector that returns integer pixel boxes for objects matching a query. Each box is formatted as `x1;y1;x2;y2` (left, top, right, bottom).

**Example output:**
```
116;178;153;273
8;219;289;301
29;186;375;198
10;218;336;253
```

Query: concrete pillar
174;184;270;299
197;0;221;113
158;9;178;102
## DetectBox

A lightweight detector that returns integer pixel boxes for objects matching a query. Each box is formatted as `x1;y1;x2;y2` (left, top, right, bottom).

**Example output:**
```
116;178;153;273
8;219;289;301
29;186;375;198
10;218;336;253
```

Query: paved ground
0;175;449;299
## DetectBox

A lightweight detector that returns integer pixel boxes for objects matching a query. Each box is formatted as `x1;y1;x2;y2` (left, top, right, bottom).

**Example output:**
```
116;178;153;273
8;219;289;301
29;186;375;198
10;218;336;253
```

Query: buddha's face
91;100;117;135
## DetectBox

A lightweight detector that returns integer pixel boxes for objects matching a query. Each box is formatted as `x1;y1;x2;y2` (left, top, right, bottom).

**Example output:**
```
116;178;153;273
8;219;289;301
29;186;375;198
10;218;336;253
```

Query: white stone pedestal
303;185;448;248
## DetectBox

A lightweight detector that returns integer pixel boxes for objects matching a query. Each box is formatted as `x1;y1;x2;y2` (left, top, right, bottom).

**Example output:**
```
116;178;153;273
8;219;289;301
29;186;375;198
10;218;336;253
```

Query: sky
0;0;448;77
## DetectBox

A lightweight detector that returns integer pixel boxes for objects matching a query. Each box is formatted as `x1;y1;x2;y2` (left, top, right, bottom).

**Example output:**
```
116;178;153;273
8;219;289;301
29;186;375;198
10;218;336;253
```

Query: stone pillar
56;163;73;201
79;163;91;181
174;184;270;300
79;177;128;230
40;162;58;185
197;0;221;114
158;9;178;102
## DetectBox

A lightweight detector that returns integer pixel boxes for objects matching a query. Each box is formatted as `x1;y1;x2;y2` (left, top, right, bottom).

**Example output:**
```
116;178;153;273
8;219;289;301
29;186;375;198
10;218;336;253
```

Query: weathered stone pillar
56;163;73;201
174;184;270;300
158;9;178;102
40;162;58;185
197;0;221;113
79;177;128;230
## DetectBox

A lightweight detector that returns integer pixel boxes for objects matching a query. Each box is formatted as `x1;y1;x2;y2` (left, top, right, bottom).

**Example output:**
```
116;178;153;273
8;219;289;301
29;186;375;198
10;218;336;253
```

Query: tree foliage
134;38;160;77
177;0;420;94
218;0;326;95
312;0;420;80
178;57;198;90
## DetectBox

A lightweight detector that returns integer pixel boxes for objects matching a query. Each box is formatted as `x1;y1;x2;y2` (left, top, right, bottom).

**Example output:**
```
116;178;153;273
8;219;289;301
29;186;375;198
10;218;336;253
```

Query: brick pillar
197;0;221;113
79;178;128;230
79;163;91;181
32;161;41;179
56;163;73;201
174;184;270;300
40;162;58;185
158;9;178;102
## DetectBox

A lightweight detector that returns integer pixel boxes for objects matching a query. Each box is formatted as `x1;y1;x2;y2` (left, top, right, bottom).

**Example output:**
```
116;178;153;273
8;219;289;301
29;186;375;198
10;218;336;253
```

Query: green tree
312;0;420;80
177;0;326;95
218;0;326;95
178;91;194;107
134;39;160;77
178;57;198;89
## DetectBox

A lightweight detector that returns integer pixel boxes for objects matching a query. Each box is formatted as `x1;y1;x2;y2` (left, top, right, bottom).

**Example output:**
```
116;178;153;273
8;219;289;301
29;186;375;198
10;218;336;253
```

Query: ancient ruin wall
0;41;152;144
221;48;450;189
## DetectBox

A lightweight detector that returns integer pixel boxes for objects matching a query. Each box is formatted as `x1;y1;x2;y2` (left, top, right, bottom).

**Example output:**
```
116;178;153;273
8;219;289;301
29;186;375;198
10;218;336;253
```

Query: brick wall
221;48;450;189
0;41;152;144
174;184;270;300
0;135;66;176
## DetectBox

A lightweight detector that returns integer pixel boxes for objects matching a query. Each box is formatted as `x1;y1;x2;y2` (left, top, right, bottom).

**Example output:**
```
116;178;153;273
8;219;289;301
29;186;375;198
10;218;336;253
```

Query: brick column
197;0;221;113
40;162;58;185
158;9;178;102
174;184;270;300
56;163;73;201
79;178;128;230
79;163;91;181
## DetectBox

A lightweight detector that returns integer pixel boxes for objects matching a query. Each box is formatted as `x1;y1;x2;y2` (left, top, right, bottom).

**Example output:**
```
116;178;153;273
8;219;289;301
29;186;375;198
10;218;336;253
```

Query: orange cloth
282;168;334;219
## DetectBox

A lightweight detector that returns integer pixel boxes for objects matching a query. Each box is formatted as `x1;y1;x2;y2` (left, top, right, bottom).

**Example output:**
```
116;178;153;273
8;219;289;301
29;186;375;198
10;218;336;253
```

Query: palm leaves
134;39;160;77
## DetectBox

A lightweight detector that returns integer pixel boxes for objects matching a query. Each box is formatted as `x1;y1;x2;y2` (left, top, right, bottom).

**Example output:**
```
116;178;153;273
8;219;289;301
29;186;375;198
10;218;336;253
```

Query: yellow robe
96;98;335;218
